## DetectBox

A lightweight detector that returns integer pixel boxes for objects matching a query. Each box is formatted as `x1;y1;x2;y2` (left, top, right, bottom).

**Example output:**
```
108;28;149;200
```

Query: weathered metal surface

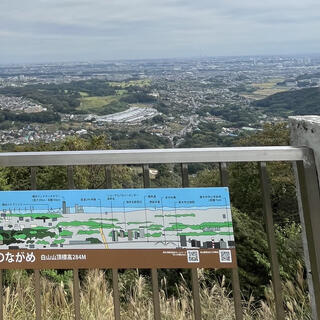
0;146;308;167
259;162;285;320
219;162;243;320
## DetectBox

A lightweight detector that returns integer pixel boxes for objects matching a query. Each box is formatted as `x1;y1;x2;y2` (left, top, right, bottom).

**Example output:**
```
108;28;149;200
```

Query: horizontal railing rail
0;146;311;166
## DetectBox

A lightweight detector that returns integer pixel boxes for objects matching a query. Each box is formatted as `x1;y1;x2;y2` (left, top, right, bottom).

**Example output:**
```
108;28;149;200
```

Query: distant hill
252;87;320;116
296;72;320;81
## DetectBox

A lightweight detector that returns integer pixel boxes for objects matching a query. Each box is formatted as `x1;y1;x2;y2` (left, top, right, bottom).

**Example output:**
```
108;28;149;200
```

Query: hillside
252;87;320;116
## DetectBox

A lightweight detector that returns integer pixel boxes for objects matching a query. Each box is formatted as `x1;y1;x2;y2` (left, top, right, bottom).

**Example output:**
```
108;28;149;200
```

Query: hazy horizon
1;52;320;67
1;0;320;64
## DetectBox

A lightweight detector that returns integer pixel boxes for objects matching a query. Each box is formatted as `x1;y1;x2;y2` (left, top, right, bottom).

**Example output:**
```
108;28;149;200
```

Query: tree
4;135;140;191
191;123;303;298
229;123;298;223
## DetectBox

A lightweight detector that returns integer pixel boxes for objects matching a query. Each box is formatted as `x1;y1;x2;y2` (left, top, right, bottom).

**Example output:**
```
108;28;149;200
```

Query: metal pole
31;167;42;320
0;270;3;320
104;165;121;320
151;268;161;320
67;166;81;320
181;163;201;320
105;166;112;190
34;270;41;320
111;269;121;320
73;269;81;320
296;156;320;319
259;162;285;320
219;162;243;320
143;164;161;320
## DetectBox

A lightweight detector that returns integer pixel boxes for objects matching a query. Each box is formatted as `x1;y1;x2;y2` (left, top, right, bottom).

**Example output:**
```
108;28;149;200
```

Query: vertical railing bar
34;270;41;320
112;269;121;320
296;159;320;319
181;163;201;320
104;166;121;320
219;163;243;320
105;165;112;190
142;164;161;320
31;167;37;190
0;270;3;320
142;164;151;189
259;162;285;320
151;268;161;320
67;166;76;190
73;270;81;320
31;167;42;320
292;161;317;319
181;163;189;190
67;166;81;320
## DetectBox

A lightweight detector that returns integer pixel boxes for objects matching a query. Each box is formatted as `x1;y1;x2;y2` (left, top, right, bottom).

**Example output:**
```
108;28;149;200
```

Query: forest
0;79;156;117
253;87;320;116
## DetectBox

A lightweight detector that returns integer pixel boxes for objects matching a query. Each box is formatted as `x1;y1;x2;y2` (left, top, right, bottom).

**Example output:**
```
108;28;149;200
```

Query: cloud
0;0;319;63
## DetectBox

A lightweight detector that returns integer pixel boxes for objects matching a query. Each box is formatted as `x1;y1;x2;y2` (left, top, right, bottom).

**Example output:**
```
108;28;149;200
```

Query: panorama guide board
0;187;236;269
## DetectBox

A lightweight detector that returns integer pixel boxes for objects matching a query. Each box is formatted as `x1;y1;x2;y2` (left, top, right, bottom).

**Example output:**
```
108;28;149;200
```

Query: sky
1;0;320;64
0;188;230;211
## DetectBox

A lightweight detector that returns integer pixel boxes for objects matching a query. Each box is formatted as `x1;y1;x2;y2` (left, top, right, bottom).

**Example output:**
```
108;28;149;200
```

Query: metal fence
0;146;319;320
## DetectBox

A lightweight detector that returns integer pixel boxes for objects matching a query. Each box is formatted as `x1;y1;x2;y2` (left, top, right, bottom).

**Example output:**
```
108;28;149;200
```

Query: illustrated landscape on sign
0;188;234;251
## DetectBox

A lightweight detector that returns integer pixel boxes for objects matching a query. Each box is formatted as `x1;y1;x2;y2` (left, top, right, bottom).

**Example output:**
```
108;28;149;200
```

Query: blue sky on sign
0;188;231;211
0;0;320;63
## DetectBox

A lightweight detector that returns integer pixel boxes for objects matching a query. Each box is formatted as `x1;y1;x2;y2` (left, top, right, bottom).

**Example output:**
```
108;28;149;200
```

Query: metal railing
0;146;319;320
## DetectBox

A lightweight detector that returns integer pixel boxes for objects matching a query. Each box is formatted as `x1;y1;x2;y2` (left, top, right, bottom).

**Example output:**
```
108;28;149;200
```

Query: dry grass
2;266;310;320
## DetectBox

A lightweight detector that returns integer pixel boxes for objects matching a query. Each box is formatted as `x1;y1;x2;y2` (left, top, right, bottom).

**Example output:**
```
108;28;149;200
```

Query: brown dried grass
1;266;310;320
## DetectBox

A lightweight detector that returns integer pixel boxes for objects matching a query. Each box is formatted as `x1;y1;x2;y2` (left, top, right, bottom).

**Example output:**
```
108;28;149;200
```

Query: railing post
34;270;41;320
67;166;81;320
142;164;161;320
31;167;42;320
111;269;121;320
0;270;3;320
259;162;285;320
181;163;201;320
219;163;243;320
296;154;320;320
105;166;121;320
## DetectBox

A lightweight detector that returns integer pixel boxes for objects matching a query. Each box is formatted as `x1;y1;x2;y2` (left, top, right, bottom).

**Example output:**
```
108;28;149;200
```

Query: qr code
187;250;200;263
219;250;232;263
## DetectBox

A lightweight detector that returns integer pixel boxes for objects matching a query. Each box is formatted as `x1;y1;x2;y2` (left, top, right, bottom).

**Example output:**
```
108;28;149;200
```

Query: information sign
0;188;236;269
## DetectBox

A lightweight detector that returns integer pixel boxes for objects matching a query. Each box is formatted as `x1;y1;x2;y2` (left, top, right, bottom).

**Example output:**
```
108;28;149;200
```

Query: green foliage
188;123;303;298
151;164;181;188
253;87;320;116
118;269;152;303
0;79;118;114
97;100;128;115
119;92;156;104
190;166;220;187
4;135;140;190
0;79;155;119
78;96;129;115
41;269;73;287
275;222;304;279
178;122;235;148
0;167;10;190
210;105;258;127
110;129;170;149
154;101;170;114
230;207;269;297
0;110;60;123
229;123;298;223
237;122;289;146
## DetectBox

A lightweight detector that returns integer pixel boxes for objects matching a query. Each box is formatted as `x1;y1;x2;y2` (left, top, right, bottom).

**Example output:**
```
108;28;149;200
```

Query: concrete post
290;115;320;320
290;116;320;185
